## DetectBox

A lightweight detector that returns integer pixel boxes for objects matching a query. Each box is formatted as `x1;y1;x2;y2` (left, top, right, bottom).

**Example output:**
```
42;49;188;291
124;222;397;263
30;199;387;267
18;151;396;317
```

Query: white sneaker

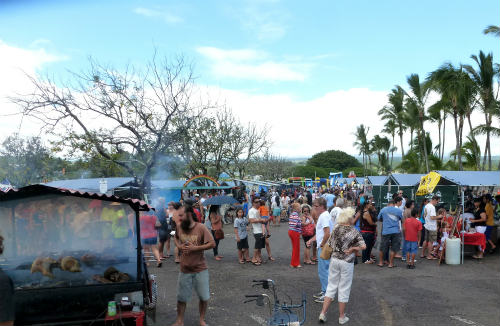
319;313;327;323
313;291;324;299
401;256;406;261
314;295;325;303
339;315;350;324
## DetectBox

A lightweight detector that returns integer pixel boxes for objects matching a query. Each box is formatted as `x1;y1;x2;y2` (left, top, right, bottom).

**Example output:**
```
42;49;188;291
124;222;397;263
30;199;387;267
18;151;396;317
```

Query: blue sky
0;0;499;156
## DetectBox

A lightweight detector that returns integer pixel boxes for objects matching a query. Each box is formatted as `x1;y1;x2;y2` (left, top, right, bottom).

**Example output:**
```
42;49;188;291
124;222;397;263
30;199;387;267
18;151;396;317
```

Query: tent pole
461;187;465;264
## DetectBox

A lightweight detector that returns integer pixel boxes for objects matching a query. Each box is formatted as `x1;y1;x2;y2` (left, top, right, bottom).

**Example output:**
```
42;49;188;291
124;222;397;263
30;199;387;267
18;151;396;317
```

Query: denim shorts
404;241;418;255
177;269;210;302
142;237;157;245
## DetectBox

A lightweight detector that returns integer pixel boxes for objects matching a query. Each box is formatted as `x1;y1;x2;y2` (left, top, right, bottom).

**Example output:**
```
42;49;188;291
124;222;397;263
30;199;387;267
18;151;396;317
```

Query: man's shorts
381;233;401;253
237;237;249;250
485;226;493;241
425;230;437;243
142;237;157;245
177;269;210;302
254;233;265;249
158;229;170;242
404;241;418;255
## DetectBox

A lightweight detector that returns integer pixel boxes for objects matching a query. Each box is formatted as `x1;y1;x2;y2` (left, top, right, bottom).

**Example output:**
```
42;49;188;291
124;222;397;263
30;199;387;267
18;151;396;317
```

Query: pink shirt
140;214;158;239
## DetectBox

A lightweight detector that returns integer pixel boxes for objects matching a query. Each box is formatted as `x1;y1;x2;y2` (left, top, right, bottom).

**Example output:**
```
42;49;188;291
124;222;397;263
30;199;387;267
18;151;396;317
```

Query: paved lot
147;223;500;326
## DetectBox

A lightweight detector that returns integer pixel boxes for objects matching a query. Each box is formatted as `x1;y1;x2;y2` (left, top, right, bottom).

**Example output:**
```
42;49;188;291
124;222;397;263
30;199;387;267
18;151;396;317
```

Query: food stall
0;184;153;325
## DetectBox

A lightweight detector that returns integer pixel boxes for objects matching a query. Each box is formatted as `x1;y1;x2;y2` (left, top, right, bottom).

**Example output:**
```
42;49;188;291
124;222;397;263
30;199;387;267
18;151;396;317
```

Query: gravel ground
146;223;500;326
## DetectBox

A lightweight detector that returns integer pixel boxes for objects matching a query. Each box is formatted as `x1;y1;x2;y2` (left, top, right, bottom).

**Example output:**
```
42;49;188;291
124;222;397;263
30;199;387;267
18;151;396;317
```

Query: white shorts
476;226;486;234
324;258;354;303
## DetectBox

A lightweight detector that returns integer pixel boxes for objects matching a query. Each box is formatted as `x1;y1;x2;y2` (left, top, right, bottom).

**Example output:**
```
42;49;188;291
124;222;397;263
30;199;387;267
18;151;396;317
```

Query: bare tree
11;55;203;194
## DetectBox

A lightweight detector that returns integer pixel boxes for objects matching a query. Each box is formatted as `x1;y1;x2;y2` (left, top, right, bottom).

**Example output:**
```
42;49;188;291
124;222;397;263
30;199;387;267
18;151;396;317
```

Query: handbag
302;222;315;237
214;229;225;240
319;233;333;260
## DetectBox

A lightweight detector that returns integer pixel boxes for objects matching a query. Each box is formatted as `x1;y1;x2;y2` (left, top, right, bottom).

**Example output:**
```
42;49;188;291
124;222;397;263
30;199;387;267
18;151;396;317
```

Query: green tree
405;74;431;172
292;165;329;179
352;124;371;174
307;150;361;171
483;25;500;37
464;51;499;170
450;135;481;170
378;86;406;160
370;135;391;174
427;63;477;170
0;134;60;186
381;119;398;167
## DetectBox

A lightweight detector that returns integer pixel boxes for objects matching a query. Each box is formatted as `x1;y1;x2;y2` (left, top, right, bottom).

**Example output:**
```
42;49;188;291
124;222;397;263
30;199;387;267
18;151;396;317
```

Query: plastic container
445;238;461;265
108;301;117;317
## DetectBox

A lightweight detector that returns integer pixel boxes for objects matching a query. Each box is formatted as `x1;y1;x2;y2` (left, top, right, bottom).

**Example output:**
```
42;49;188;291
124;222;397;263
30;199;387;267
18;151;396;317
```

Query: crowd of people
138;186;500;325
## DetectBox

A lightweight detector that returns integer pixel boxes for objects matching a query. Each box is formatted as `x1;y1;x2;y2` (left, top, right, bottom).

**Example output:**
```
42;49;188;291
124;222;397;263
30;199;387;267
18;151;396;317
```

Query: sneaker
313;291;324;299
319;313;327;323
401;256;406;261
339;315;350;324
314;295;325;303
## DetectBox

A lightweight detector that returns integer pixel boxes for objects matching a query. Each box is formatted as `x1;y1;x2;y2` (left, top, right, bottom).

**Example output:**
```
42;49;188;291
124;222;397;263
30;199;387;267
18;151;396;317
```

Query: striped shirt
288;212;302;233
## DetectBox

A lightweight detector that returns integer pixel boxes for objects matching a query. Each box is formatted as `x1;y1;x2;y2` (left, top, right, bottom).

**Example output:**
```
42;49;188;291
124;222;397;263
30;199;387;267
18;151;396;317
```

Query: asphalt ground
146;222;500;326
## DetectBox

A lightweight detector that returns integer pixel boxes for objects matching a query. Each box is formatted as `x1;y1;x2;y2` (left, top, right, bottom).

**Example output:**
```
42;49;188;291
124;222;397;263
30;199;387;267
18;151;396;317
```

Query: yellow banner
416;171;441;196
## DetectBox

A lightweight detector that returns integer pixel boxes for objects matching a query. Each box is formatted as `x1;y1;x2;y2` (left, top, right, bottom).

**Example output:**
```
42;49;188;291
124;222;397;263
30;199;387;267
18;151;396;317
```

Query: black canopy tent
0;184;153;325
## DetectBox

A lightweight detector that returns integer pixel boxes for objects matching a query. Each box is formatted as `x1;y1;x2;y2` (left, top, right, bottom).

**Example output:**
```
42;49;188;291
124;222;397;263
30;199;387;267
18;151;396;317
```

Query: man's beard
181;218;192;232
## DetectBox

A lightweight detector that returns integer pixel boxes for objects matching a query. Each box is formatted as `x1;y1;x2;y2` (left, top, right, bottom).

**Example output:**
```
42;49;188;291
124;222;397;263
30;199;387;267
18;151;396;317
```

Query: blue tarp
44;177;134;192
435;170;500;186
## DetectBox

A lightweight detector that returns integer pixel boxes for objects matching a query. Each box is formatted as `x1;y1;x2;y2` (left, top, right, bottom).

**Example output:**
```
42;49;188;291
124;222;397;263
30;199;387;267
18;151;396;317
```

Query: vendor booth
0;184;154;325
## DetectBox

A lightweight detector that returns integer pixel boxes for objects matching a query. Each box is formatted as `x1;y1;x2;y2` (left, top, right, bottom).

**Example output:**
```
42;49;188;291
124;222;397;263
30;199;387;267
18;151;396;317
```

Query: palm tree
378;86;407;160
427;63;477;170
427;99;449;161
381;119;398;167
463;51;499;170
402;99;420;153
371;135;391;174
483;25;500;37
450;134;481;170
353;124;371;174
405;74;430;172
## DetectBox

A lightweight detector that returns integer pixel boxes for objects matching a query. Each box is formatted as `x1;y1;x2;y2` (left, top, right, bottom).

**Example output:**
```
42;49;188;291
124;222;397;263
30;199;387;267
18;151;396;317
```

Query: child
437;208;450;259
403;208;422;269
259;200;271;238
234;208;250;263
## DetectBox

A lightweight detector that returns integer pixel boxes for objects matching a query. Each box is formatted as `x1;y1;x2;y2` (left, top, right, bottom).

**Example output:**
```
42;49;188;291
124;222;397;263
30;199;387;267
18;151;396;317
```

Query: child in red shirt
403;208;423;269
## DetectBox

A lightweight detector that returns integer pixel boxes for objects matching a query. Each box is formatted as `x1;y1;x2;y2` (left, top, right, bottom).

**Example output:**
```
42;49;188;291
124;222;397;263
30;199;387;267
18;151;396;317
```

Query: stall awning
0;184;152;211
44;177;135;193
387;173;425;186
367;175;388;186
435;170;500;187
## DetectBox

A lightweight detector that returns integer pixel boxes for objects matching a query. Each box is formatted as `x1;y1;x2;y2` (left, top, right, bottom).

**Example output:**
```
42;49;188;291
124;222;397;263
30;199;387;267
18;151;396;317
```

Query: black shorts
158;229;170;242
237;237;249;250
254;233;265;249
302;235;313;245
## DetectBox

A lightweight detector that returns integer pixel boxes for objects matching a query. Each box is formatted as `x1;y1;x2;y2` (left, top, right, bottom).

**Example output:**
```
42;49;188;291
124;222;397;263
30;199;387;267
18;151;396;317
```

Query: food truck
0;184;154;325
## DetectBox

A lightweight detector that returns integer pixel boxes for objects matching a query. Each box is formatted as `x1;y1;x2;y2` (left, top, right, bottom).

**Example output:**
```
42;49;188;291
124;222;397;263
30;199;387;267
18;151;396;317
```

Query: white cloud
204;86;389;157
196;46;307;82
238;1;288;41
133;7;183;24
0;40;66;139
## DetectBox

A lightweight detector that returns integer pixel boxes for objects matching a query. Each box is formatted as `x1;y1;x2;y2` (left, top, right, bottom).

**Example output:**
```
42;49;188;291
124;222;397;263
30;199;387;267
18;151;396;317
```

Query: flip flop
388;265;397;268
239;260;245;264
377;264;384;267
252;262;261;266
268;257;275;261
